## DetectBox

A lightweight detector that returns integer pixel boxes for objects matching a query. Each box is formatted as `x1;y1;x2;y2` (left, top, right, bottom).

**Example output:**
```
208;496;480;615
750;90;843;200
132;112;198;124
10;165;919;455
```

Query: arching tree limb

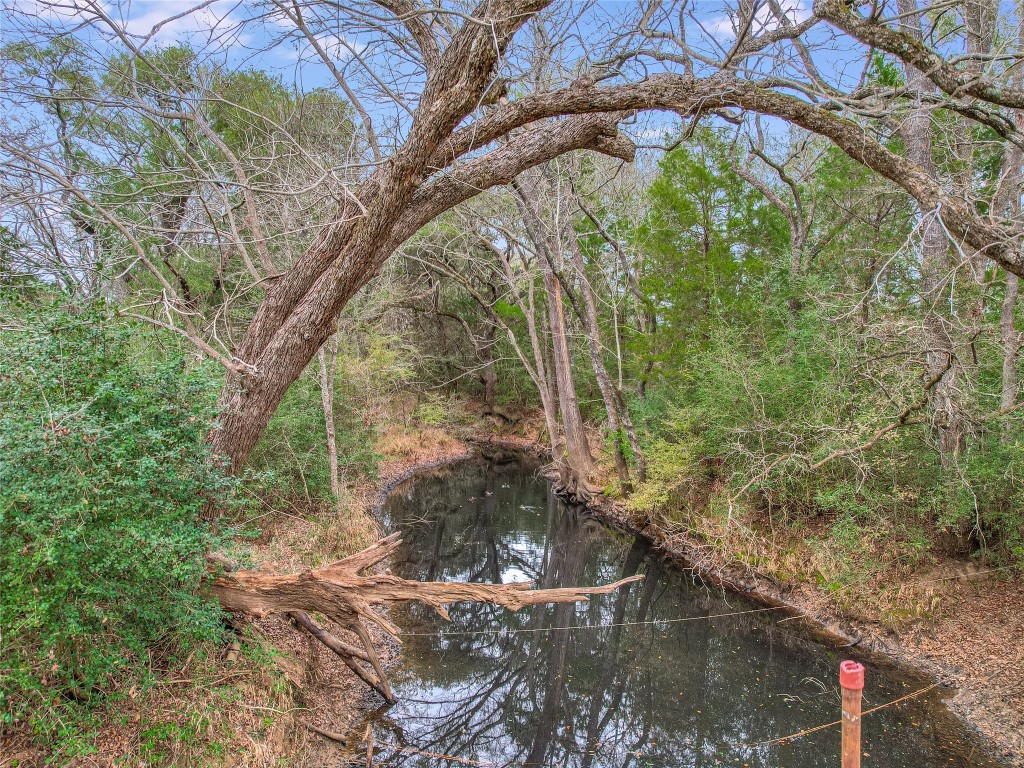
813;0;1024;110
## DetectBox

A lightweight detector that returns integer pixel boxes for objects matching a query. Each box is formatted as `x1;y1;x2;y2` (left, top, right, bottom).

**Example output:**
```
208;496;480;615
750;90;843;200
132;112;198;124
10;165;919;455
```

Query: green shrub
0;303;232;741
625;437;699;513
414;392;458;426
630;299;1024;566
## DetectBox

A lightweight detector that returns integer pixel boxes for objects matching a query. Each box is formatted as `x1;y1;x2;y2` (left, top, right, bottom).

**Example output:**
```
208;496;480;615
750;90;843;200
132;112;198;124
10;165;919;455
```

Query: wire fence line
396;604;790;637
365;597;971;765
744;682;942;748
361;681;941;767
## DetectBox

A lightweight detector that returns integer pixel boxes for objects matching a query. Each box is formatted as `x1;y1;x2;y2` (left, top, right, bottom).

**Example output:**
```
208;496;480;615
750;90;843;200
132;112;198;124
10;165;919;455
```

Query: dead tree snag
211;533;642;701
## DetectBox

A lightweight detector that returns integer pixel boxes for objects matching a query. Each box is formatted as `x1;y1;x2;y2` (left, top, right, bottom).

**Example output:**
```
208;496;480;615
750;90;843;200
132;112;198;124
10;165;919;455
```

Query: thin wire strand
745;683;941;747
367;683;944;767
397;605;788;637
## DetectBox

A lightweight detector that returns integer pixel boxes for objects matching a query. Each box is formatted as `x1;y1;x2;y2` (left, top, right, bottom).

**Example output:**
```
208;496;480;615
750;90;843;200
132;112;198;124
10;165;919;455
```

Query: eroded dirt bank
0;434;477;768
243;435;477;767
574;474;1024;767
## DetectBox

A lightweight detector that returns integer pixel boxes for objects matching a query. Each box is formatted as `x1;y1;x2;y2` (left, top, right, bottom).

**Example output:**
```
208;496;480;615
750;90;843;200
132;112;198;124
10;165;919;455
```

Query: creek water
361;455;999;768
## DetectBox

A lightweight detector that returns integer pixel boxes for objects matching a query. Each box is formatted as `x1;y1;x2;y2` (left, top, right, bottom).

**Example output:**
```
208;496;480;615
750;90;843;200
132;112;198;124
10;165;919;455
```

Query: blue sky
5;0;981;159
2;0;817;87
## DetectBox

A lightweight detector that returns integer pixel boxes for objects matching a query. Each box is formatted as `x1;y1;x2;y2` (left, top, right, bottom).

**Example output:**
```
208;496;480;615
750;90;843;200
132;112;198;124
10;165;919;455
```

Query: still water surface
364;456;998;768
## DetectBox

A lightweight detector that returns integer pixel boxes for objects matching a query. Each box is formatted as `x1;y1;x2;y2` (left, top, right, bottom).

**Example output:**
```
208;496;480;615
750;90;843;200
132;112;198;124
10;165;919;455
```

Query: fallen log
303;721;348;743
210;532;642;701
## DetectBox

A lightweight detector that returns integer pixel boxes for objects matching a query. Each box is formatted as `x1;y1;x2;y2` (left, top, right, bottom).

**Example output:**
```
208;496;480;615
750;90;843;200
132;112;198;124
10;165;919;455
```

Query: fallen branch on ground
303;721;348;743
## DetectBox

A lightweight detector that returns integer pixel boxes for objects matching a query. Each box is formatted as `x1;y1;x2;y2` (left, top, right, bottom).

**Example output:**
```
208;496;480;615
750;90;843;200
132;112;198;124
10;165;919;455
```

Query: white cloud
5;0;112;25
5;0;248;48
254;6;366;63
117;0;244;46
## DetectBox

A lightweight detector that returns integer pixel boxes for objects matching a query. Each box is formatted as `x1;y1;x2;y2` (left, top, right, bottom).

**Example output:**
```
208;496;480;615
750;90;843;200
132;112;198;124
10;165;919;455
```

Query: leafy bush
414;391;464;427
414;400;447;426
625;437;699;513
631;300;1024;567
0;303;232;739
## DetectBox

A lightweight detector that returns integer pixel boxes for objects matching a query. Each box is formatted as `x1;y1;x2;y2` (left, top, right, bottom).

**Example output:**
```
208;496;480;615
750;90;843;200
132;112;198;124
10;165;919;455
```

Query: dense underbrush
619;311;1024;625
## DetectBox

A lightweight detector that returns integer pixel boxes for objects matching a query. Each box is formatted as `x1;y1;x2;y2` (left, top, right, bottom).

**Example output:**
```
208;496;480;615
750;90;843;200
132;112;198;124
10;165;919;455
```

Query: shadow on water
352;456;1000;768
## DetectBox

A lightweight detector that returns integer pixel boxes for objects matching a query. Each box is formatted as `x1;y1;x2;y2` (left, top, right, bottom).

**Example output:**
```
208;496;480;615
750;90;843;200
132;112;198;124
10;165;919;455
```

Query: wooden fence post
840;660;865;768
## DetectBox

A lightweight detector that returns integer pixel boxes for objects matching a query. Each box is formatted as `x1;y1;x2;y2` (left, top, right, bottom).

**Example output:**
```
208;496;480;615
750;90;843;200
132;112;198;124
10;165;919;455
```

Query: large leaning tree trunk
193;0;1024;475
207;0;635;473
12;0;1024;479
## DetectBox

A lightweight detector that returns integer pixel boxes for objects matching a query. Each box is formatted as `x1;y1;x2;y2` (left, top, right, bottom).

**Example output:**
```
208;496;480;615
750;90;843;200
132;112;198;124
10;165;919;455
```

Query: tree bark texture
512;170;598;497
997;2;1024;443
207;10;1024;471
211;533;642;699
211;106;633;471
317;333;341;498
549;169;646;492
896;0;963;461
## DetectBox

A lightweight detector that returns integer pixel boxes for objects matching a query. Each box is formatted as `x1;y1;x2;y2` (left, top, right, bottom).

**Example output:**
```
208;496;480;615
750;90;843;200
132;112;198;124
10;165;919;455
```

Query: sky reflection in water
365;456;999;768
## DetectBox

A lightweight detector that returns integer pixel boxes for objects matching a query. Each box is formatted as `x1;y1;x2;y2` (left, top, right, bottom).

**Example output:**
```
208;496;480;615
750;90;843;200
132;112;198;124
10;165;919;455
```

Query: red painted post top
840;660;865;691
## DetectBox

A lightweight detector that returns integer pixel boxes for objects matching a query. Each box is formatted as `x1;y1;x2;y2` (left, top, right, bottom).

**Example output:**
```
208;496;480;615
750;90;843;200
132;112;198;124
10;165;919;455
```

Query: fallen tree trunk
210;532;642;701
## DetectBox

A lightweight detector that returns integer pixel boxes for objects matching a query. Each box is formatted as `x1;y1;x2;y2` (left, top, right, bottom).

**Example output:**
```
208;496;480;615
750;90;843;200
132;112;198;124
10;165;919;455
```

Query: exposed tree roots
544;459;602;504
210;532;642;702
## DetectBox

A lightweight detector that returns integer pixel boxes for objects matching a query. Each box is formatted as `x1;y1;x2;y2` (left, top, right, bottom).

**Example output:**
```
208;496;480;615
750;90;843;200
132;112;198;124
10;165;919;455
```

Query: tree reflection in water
362;457;998;768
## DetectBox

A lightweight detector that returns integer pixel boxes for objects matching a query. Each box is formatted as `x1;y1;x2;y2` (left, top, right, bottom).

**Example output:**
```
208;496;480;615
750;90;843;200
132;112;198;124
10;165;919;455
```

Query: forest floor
232;425;476;768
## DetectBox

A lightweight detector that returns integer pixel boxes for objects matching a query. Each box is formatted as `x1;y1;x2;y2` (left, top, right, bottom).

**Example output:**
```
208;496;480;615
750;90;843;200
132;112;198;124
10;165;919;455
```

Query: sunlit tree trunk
317;333;341;499
541;263;597;494
1001;272;1021;442
513;171;597;496
480;320;499;414
897;0;963;462
560;208;646;491
996;2;1024;444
